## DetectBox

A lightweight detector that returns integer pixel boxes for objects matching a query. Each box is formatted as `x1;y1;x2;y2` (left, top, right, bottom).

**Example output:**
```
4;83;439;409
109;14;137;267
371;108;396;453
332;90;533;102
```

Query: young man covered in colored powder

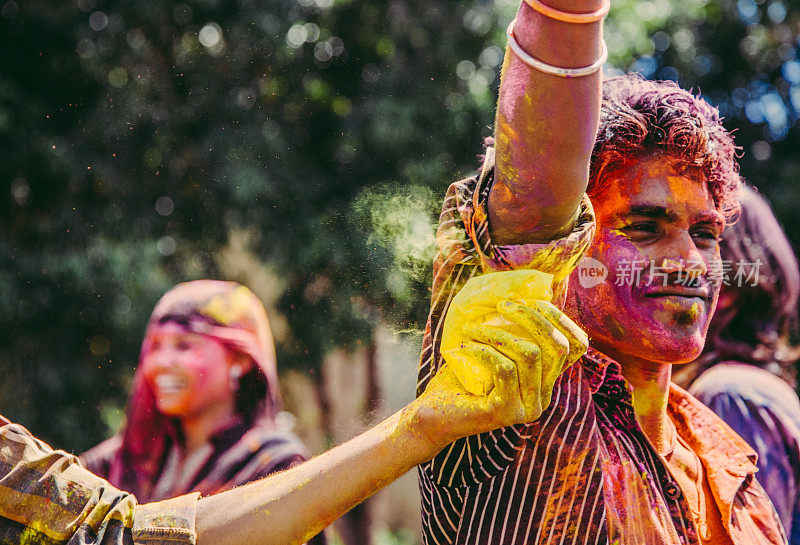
415;0;787;543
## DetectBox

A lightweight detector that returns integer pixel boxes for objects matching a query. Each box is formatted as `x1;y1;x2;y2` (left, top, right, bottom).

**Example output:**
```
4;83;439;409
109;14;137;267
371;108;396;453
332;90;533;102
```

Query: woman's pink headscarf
107;280;280;496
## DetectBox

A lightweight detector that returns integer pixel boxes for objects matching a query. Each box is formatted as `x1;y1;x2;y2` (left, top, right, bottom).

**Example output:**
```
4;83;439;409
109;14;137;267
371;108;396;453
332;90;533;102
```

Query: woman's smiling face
141;322;238;419
566;155;725;365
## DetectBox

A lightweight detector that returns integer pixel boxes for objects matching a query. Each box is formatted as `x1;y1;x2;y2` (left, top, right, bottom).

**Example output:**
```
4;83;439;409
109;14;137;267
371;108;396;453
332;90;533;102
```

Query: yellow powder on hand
441;270;554;395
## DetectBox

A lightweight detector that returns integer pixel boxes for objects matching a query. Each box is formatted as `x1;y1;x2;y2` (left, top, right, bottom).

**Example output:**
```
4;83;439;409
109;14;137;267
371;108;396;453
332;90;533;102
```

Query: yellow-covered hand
441;270;588;422
411;361;531;456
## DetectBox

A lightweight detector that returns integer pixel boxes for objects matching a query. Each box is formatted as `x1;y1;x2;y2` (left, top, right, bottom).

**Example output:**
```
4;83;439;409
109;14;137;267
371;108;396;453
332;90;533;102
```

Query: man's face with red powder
565;155;726;365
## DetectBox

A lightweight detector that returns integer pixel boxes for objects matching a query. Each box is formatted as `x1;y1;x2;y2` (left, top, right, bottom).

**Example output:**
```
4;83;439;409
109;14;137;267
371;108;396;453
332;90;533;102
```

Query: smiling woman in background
81;280;324;542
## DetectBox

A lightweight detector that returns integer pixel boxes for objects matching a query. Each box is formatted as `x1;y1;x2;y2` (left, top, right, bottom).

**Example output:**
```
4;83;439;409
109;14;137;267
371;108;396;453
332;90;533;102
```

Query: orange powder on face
665;173;712;211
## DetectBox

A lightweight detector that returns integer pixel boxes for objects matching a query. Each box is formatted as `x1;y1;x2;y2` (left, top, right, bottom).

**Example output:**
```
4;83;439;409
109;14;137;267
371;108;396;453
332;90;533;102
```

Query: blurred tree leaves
0;0;500;450
1;0;799;450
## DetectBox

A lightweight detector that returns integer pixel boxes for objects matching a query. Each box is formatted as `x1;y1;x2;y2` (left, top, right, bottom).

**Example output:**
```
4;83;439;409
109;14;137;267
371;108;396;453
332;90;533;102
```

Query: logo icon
577;257;608;289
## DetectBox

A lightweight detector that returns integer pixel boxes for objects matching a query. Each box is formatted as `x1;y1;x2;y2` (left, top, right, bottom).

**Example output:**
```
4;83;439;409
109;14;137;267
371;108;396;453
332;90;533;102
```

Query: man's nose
657;233;708;276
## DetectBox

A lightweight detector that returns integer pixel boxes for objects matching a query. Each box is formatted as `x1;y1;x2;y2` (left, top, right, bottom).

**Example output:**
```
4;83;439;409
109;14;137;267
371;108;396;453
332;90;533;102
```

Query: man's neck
595;343;673;453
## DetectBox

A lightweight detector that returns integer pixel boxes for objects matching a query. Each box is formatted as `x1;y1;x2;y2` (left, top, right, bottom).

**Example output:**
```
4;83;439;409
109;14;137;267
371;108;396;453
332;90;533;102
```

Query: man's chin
608;318;708;364
639;332;706;365
643;297;710;327
665;344;705;365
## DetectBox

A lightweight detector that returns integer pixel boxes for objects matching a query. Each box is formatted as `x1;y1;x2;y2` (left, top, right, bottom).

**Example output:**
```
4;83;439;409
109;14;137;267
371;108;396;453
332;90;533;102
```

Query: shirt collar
667;383;759;529
667;383;758;473
583;347;758;475
208;419;250;450
166;418;250;454
581;346;618;393
583;347;761;533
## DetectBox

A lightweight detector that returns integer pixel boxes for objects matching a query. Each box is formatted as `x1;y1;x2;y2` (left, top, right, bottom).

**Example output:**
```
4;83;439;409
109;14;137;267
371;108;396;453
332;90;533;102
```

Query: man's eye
691;230;720;241
176;341;192;350
620;222;657;234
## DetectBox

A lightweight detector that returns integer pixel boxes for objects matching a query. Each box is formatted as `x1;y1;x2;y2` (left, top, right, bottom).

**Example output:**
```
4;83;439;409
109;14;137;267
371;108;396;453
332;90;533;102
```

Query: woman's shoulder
209;421;311;487
240;422;311;461
690;363;800;420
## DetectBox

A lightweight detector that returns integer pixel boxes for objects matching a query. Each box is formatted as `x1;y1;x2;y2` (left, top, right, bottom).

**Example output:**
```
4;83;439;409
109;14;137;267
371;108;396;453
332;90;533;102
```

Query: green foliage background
1;0;799;451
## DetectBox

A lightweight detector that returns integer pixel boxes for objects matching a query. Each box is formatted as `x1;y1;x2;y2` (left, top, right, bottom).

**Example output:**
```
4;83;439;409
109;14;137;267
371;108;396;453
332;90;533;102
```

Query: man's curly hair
588;74;741;219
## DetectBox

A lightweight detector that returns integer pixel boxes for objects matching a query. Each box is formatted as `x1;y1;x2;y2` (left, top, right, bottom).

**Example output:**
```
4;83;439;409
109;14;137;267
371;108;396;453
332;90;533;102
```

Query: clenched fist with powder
441;269;588;422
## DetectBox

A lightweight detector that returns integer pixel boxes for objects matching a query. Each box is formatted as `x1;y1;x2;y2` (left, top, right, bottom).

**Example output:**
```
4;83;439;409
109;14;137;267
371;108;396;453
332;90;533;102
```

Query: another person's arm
197;275;589;545
0;357;533;545
490;0;605;244
0;416;189;545
195;360;529;545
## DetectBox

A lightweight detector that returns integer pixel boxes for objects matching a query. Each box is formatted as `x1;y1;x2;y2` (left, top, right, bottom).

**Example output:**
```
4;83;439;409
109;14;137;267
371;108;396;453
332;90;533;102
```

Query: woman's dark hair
236;362;271;423
707;185;800;384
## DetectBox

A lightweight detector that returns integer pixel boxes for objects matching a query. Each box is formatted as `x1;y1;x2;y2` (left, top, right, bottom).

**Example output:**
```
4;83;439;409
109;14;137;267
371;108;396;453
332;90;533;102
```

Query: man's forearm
490;0;604;244
195;403;432;545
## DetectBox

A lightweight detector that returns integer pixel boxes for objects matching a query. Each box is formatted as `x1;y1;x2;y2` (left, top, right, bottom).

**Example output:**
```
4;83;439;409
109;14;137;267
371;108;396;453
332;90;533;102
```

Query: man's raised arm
490;0;606;245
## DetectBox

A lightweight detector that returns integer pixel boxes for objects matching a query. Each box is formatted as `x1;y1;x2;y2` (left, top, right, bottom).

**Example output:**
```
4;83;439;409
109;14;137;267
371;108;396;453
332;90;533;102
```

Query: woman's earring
229;366;243;391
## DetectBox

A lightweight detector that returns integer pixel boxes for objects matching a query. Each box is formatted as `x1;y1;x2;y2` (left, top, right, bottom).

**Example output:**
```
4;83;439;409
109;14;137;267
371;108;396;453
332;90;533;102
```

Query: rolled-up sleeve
431;146;595;326
133;494;199;545
468;147;596;286
0;416;198;545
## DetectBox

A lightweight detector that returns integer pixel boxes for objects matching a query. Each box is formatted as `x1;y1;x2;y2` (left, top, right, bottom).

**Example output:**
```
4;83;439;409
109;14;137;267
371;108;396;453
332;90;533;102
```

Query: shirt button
664;482;682;500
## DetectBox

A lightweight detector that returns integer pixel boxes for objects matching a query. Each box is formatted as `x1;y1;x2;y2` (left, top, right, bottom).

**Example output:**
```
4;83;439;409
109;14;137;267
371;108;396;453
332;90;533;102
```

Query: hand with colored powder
195;347;562;545
408;358;529;457
0;351;574;545
441;270;588;421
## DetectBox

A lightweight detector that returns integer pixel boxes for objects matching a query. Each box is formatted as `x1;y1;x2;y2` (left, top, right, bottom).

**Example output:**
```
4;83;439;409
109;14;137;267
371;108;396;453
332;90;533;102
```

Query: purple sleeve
691;379;800;541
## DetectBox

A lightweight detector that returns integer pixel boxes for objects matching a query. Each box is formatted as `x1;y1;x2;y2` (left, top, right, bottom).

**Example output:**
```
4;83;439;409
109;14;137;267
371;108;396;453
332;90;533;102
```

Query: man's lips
643;285;711;300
